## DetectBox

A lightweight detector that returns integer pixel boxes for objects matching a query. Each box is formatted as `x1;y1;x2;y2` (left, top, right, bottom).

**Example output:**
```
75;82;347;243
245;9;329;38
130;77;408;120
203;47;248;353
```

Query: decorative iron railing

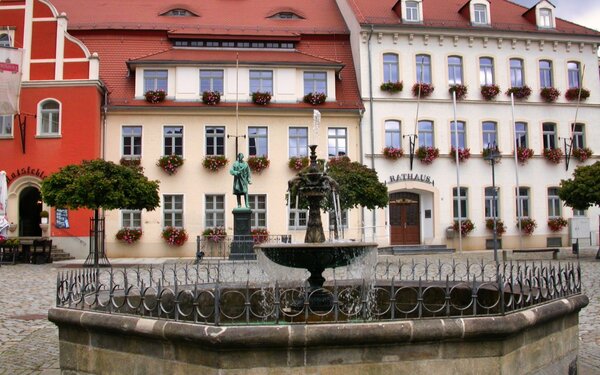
56;259;581;325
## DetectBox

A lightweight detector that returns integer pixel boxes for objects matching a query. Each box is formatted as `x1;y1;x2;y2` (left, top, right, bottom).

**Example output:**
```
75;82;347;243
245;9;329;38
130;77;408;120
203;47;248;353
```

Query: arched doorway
389;192;420;245
19;186;42;236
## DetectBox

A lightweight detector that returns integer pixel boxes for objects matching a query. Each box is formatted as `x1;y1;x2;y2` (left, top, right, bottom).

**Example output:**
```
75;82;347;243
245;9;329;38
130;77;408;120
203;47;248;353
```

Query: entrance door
19;186;42;237
389;192;420;245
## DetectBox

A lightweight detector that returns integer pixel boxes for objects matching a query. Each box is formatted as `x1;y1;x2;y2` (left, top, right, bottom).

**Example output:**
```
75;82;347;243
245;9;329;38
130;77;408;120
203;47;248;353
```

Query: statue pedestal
228;208;256;260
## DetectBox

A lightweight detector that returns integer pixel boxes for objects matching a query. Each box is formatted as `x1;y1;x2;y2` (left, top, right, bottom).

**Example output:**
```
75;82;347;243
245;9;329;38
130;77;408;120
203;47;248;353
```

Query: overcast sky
510;0;600;31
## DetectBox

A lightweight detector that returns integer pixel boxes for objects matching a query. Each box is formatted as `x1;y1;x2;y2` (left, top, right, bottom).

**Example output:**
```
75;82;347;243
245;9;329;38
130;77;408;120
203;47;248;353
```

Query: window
205;195;225;227
0;33;10;47
473;4;488;24
539;8;552;28
418;120;434;147
405;1;420;22
450;121;466;149
38;100;60;135
328;128;347;157
547;187;561;218
121;210;141;228
164;195;183;228
248;127;268;157
482;122;497;148
288;207;307;229
448;56;463;85
0;115;12;137
270;12;302;19
516;187;530;218
303;72;327;95
542;123;557;149
162;8;195;17
250;70;273;93
416;55;431;84
249;195;266;228
567;62;581;88
329;209;348;229
205;126;225;156
572;123;585;149
515;122;528;148
510;59;524;87
200;70;224;93
289;127;308;157
383;54;399;83
539;60;553;88
164;126;183;156
122;126;142;158
479;57;494;85
485;187;499;219
573;209;586;217
453;187;468;220
385;120;401;148
143;70;168;92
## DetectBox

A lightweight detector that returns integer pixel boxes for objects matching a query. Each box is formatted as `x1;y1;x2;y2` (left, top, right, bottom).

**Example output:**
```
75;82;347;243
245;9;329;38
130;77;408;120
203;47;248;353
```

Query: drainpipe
366;25;377;241
101;88;108;159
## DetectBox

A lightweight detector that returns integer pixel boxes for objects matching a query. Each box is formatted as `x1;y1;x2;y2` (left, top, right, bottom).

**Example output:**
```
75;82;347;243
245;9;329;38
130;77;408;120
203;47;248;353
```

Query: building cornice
22;79;106;90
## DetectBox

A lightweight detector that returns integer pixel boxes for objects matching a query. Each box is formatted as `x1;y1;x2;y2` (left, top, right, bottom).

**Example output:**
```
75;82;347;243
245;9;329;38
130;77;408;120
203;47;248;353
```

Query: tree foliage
41;159;160;211
558;161;600;210
326;159;388;210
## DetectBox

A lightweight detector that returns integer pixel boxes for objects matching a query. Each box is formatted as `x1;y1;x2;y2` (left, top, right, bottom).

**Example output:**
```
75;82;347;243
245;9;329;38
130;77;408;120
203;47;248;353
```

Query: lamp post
484;143;502;264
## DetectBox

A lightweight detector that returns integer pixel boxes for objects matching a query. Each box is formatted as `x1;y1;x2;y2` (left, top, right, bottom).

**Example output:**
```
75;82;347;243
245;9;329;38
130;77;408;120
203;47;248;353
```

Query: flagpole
235;53;239;155
452;90;462;254
511;93;523;251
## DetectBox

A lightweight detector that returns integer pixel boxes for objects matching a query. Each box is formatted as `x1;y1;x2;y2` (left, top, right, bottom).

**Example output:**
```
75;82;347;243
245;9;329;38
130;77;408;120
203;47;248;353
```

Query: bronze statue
230;153;251;208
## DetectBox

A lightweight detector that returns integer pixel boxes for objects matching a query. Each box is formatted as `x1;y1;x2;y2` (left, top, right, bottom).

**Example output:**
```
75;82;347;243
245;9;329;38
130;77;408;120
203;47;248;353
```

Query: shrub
202;91;221;105
202;155;228;172
247;155;270;173
518;218;537;235
412;83;434;98
303;92;327;105
416;146;439;165
481;84;500;100
540;87;560;103
505;86;531;100
383;147;404;160
116;228;143;244
449;147;471;163
380;81;403;93
453;219;475;237
548;217;568;232
572;147;592;163
543;148;563;164
449;84;468;100
157;154;184;175
485;219;506;236
565;87;590;101
161;227;188;246
202;227;227;243
144;90;166;103
252;91;271;105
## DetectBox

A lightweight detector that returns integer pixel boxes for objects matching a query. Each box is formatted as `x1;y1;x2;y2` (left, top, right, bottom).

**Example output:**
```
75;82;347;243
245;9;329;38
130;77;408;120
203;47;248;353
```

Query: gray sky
510;0;600;31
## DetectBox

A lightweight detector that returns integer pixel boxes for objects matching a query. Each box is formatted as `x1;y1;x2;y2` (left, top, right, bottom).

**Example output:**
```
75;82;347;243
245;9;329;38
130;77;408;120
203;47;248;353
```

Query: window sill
35;134;62;139
0;135;14;139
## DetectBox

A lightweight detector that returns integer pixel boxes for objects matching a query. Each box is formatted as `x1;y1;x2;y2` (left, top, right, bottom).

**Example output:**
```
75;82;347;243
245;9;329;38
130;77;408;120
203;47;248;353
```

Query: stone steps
51;246;75;261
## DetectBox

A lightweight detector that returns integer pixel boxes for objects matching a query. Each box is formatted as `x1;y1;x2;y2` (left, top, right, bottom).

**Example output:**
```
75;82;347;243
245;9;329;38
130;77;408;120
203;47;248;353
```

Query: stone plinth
228;207;255;260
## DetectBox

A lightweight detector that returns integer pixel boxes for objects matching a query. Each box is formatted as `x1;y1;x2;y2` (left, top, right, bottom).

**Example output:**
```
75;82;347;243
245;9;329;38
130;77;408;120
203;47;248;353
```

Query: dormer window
539;8;553;28
473;4;487;24
467;0;490;26
269;12;303;20
161;8;197;17
399;0;422;23
525;1;556;29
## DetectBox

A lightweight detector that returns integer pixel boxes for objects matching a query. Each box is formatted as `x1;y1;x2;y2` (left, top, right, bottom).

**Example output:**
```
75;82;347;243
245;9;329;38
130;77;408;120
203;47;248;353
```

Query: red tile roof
348;0;599;36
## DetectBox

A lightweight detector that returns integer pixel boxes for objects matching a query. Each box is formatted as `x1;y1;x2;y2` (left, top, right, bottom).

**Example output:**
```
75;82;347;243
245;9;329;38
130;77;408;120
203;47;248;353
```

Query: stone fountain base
49;294;587;374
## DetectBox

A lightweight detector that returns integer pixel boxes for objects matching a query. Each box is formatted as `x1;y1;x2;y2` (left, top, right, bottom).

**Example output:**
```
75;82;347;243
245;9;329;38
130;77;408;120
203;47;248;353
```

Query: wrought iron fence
56;259;581;325
196;234;293;259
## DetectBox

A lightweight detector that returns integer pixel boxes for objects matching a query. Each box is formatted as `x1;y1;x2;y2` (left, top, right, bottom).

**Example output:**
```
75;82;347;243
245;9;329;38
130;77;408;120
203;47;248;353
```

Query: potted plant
572;147;592;162
518;218;537;235
202;155;228;172
40;210;49;224
202;227;227;243
450;147;471;163
251;227;270;244
449;84;467;100
565;87;590;102
157;154;184;175
412;83;434;98
144;89;166;104
288;156;309;171
120;157;141;168
202;91;221;105
251;91;271;105
416;146;440;165
482;146;501;160
116;227;143;244
452;219;475;237
481;84;500;101
547;217;568;232
540;87;560;103
485;218;506;236
543;148;563;164
303;92;327;105
382;146;404;160
505;86;532;100
162;227;188;246
380;81;403;93
247;155;270;173
516;147;534;164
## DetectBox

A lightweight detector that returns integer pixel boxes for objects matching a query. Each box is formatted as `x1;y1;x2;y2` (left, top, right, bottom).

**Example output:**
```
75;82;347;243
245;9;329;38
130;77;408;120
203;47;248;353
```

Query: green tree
41;159;160;267
326;158;388;211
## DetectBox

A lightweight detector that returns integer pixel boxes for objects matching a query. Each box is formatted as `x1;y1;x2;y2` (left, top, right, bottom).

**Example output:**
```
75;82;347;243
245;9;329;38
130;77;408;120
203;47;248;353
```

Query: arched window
448;56;463;85
38;100;60;136
383;53;399;83
416;54;431;84
0;33;10;47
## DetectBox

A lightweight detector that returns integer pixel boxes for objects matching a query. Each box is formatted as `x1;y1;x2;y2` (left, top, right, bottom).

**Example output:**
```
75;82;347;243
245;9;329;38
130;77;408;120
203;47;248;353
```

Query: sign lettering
387;173;434;186
6;167;46;185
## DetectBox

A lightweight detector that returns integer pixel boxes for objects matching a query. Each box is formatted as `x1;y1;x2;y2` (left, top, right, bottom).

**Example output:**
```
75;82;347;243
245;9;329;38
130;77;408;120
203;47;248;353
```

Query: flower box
251;228;269;244
518;218;537;235
383;146;404;160
450;147;471;163
540;87;560;103
516;147;534;164
157;154;184;175
452;219;475;237
202;155;228;172
449;84;467;100
481;84;500;101
416;146;439;165
303;92;327;105
247;155;270;173
548;217;568;232
288;156;309;171
572;147;592;163
380;81;403;93
120;157;141;169
202;91;221;105
485;219;506;236
565;87;590;102
202;227;227;243
482;146;501;160
328;156;351;166
543;148;563;164
162;227;188;246
116;228;143;244
505;86;531;100
252;91;271;105
412;83;434;98
144;90;166;103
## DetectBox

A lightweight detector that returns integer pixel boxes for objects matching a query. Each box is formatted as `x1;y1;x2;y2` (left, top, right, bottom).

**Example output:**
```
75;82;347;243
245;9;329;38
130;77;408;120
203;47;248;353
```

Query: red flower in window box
518;218;537;235
452;219;475;237
543;148;563;164
572;147;592;163
485;219;506;237
251;228;270;244
548;217;568;232
202;91;221;105
288;156;309;171
157;154;184;175
449;84;468;100
303;92;327;105
202;227;227;243
251;91;272;105
247;155;270;173
144;90;166;103
383;147;404;160
481;84;500;101
516;147;534;165
116;228;143;244
161;227;188;246
416;146;439;165
450;147;471;163
540;87;561;103
565;87;590;102
505;86;531;100
202;155;228;172
412;83;434;98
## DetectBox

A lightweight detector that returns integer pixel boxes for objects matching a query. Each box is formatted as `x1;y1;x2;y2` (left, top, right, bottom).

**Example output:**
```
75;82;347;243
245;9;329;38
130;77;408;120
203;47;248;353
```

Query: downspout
366;25;377;241
101;88;108;159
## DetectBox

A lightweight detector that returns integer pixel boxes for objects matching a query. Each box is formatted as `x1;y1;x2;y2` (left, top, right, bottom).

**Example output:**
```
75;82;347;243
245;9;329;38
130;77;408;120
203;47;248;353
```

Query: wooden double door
389;192;420;245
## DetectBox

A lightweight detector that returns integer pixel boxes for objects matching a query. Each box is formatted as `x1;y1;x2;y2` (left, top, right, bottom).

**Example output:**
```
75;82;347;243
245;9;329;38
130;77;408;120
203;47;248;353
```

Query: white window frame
163;194;184;228
205;195;225;228
418;120;434;147
416;54;431;84
402;0;422;23
0;115;13;137
539;60;553;88
450;121;466;149
485;187;500;219
205;126;225;156
200;69;224;93
473;4;488;25
289;127;308;157
303;71;327;95
163;126;183;156
510;59;524;87
479;57;494;85
249;194;267;228
448;56;463;85
385;120;401;148
453;187;468;220
572;123;585;149
547;187;561;218
516;187;530;219
121;210;142;229
143;69;168;93
0;31;14;47
538;7;554;29
482;121;497;149
248;126;268;157
327;128;347;157
515;122;528;148
122;126;142;158
567;62;581;88
37;99;61;136
383;53;399;83
249;70;273;93
288;207;308;230
542;123;557;149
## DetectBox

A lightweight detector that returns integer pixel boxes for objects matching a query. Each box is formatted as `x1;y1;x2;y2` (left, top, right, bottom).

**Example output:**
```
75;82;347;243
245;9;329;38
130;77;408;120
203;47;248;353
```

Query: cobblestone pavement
0;249;599;374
